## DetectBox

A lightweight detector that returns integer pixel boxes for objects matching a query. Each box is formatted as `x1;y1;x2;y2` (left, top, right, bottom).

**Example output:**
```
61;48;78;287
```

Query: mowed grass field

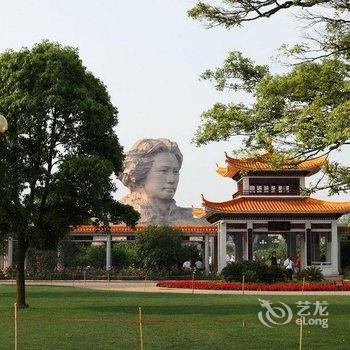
0;285;349;350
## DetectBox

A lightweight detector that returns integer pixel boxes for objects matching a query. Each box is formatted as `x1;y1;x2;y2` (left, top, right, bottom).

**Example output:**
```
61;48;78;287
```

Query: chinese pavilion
193;151;350;276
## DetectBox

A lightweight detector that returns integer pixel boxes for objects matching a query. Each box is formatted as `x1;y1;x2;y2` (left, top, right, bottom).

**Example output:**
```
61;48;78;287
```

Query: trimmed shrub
222;261;268;282
221;262;244;282
264;265;287;283
222;260;287;283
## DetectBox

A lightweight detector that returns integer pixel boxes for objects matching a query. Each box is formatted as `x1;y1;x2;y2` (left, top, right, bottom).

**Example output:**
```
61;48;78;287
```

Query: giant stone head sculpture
118;138;206;225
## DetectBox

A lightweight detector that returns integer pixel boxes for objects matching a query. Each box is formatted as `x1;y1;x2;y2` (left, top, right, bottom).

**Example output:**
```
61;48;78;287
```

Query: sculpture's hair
118;138;183;190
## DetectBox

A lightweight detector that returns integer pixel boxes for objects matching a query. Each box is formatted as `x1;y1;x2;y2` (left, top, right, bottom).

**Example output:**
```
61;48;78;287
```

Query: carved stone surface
118;138;208;225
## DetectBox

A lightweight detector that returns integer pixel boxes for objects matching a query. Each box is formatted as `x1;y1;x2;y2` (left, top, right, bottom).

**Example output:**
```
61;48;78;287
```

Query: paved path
1;280;350;295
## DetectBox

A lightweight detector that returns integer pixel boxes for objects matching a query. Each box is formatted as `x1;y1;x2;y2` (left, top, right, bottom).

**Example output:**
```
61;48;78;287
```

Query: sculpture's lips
163;188;175;191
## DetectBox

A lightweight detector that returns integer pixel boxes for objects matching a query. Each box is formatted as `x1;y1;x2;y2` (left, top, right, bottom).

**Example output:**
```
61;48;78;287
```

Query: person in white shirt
182;260;191;270
195;260;203;270
284;256;294;280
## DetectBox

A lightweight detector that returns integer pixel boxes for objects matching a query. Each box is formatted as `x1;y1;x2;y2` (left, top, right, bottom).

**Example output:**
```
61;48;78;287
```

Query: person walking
284;256;294;280
195;259;204;270
270;251;278;266
182;260;191;270
294;255;301;273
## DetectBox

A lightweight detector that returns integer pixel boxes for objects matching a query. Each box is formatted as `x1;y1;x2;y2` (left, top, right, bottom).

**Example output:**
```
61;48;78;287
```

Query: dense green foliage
57;241;86;269
188;1;350;195
192;55;350;194
112;243;136;270
17;235;201;277
181;244;201;263
74;244;136;270
1;285;349;349
341;244;350;269
264;265;288;283
296;266;324;282
26;243;136;271
221;260;287;283
26;248;57;278
134;226;200;270
253;235;288;262
339;214;350;226
343;265;350;278
0;41;139;306
84;245;106;269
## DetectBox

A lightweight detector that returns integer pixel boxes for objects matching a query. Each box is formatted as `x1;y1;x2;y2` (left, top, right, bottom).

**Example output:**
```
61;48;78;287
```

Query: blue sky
1;0;348;205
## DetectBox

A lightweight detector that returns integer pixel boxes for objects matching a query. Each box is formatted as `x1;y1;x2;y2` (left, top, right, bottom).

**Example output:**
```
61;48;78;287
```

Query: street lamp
0;114;8;133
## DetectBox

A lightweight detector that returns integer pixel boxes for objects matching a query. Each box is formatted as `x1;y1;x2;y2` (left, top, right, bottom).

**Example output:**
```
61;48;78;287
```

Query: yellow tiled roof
200;196;350;214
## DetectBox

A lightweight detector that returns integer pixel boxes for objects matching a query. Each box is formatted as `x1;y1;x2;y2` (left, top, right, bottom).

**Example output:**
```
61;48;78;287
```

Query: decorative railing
311;261;332;267
232;189;301;198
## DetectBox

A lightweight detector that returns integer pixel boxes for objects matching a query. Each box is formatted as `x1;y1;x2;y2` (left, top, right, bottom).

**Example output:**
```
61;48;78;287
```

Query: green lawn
0;285;349;349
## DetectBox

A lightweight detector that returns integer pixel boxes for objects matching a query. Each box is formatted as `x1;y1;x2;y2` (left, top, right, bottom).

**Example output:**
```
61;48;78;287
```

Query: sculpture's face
144;152;180;200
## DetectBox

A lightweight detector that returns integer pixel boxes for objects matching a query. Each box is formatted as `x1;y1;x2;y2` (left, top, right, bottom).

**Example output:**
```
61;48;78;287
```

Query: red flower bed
156;280;350;291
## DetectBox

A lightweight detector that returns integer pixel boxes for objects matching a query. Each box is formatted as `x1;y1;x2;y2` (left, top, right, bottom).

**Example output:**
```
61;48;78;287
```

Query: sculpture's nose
167;177;175;184
167;172;176;184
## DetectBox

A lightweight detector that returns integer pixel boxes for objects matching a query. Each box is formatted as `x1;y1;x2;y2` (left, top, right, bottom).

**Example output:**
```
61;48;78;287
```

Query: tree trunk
16;237;28;308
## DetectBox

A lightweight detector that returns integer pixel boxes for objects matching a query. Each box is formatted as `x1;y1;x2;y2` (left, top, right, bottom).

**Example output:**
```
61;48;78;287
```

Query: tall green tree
134;226;184;270
188;0;350;61
0;41;139;307
188;1;350;194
